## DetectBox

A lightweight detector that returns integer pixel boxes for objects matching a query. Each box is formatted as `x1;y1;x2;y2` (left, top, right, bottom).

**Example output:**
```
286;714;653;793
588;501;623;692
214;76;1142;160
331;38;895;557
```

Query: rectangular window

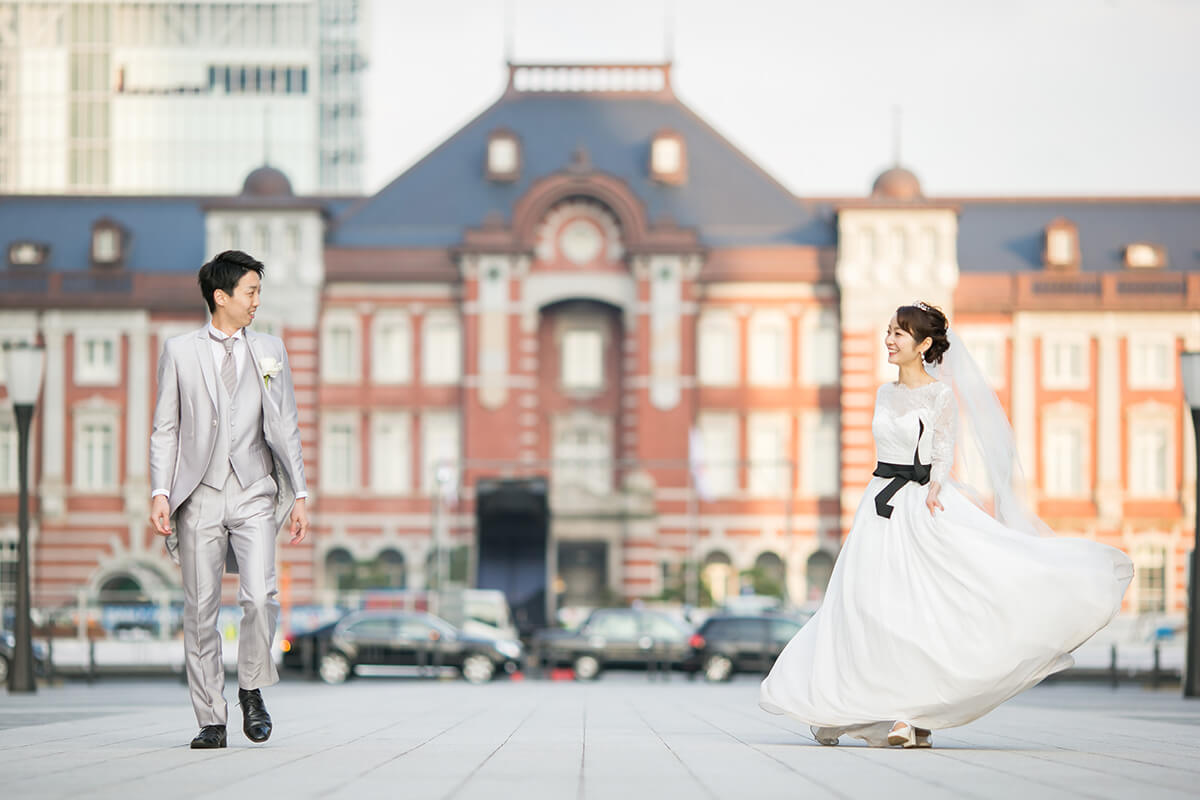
1128;336;1174;390
75;418;116;491
254;223;270;257
0;539;16;606
421;411;460;495
321;315;359;383
1134;545;1167;614
371;413;411;494
371;313;412;384
285;223;302;259
960;332;1006;388
697;412;738;499
553;416;612;495
1042;337;1088;389
0;420;18;491
1044;423;1085;497
320;416;357;493
802;313;839;386
1129;424;1171;498
697;312;737;386
421;313;461;385
749;313;789;386
75;332;120;385
803;412;839;497
748;413;790;497
562;329;603;391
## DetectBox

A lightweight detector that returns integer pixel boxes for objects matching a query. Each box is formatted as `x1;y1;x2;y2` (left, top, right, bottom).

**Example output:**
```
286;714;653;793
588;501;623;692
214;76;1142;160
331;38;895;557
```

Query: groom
149;250;309;749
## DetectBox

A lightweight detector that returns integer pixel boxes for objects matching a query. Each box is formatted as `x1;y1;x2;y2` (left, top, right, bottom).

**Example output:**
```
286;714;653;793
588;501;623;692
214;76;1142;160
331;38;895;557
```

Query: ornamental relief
533;200;625;272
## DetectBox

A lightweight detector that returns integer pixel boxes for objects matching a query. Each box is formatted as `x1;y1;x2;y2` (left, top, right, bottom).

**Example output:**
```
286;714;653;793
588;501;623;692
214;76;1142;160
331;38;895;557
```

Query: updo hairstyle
895;302;950;365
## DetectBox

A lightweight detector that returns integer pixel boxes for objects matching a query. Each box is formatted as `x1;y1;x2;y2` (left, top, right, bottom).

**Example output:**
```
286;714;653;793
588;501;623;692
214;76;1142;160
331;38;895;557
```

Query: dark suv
682;614;806;682
532;608;692;680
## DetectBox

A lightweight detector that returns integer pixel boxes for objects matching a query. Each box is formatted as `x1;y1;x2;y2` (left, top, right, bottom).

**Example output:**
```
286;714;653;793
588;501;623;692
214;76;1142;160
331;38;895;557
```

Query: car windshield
421;614;458;637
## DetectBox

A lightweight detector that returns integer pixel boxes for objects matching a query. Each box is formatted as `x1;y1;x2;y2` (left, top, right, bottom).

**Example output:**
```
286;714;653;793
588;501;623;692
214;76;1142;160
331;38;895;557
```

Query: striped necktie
211;333;237;396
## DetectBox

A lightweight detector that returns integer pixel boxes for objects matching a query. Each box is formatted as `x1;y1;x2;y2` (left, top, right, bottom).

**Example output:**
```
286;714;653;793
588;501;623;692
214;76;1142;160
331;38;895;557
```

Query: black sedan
281;610;523;685
532;608;692;680
681;613;807;682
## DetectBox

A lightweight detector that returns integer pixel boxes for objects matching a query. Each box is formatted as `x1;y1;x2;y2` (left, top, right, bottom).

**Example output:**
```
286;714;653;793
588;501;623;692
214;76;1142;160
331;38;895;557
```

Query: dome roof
241;165;293;197
871;166;922;201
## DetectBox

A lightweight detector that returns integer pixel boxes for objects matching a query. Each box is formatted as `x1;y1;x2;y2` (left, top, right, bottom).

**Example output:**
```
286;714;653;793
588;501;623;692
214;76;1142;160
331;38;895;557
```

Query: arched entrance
750;551;787;599
805;550;836;604
702;550;735;607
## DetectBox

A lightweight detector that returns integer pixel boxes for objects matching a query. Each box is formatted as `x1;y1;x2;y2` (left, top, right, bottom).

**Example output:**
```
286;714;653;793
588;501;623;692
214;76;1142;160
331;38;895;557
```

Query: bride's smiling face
885;315;928;367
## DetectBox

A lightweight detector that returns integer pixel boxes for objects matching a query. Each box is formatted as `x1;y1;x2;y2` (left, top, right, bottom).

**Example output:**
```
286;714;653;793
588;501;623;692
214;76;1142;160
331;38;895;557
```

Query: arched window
377;549;406;590
98;575;146;605
752;552;786;598
325;548;354;591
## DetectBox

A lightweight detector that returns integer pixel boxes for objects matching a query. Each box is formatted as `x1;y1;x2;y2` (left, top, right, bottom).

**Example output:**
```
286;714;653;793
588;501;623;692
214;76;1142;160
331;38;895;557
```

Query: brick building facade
1;63;1197;626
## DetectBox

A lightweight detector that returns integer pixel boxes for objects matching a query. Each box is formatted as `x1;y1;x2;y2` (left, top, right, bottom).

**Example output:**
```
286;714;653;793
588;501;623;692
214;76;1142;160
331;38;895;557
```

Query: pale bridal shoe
887;722;917;747
810;726;840;746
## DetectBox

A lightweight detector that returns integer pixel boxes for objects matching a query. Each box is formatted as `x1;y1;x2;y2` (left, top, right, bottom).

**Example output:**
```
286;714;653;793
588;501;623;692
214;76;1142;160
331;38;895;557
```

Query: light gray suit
150;326;306;727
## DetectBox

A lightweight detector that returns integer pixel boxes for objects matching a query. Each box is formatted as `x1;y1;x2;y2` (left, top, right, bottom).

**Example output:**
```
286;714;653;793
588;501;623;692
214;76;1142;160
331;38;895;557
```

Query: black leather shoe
190;725;227;749
238;688;272;743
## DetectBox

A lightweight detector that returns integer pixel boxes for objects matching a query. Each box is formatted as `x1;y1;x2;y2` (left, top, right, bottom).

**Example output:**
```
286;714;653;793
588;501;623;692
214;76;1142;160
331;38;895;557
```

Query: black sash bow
872;420;929;519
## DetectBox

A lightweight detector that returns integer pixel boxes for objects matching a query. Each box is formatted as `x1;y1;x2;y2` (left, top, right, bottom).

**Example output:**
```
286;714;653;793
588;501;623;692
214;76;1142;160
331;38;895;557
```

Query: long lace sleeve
929;384;957;485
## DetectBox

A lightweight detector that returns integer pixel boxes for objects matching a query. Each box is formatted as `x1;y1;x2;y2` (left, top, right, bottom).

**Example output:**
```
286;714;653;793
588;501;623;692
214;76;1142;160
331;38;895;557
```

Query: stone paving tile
2;677;1199;800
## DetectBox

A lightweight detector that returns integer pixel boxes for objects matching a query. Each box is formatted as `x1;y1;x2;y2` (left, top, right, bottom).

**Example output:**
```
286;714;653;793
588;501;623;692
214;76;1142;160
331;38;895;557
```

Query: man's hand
289;498;309;544
926;482;945;516
150;495;172;536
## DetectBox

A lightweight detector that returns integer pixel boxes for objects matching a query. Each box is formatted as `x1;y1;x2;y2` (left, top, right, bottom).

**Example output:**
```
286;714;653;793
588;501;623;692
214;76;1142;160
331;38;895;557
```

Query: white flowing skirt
759;477;1133;743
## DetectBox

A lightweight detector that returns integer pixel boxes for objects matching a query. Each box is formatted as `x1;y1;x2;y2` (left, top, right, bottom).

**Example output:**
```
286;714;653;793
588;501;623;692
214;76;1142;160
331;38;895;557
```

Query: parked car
0;630;50;683
532;608;692;680
681;613;807;682
281;610;523;685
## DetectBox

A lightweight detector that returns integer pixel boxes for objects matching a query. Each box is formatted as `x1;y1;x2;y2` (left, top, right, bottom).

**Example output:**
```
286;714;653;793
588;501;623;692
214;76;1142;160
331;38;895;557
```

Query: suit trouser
177;472;280;727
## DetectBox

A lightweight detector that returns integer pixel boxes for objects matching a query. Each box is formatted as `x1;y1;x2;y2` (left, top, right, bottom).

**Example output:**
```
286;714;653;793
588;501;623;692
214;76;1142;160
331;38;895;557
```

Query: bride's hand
926;482;944;516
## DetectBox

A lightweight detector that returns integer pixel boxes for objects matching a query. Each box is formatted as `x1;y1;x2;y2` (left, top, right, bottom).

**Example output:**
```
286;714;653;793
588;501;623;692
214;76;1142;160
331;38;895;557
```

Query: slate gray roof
0;196;207;272
954;200;1200;273
0;195;358;273
328;93;833;249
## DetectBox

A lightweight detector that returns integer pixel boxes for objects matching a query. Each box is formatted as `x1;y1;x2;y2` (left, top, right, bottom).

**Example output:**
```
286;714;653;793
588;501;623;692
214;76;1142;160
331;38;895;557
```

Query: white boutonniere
259;357;282;389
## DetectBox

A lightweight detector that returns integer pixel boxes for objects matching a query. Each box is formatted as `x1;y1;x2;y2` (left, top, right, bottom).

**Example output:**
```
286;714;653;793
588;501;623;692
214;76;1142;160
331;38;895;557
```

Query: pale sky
363;0;1200;198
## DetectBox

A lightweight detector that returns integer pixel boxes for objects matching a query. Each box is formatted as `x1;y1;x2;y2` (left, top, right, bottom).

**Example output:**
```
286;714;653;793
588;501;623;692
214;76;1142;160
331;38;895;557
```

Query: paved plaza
2;675;1198;799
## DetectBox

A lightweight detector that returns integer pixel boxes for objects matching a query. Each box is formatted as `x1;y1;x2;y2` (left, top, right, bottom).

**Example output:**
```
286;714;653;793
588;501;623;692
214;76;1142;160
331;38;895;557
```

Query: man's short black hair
198;250;265;313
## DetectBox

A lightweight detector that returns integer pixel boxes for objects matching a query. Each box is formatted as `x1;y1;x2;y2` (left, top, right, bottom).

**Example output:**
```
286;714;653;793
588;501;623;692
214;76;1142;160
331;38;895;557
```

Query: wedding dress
759;380;1133;745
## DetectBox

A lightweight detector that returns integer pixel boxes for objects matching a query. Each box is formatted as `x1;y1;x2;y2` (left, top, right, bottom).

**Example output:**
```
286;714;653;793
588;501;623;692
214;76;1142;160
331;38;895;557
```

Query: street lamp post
1181;351;1200;698
4;342;45;694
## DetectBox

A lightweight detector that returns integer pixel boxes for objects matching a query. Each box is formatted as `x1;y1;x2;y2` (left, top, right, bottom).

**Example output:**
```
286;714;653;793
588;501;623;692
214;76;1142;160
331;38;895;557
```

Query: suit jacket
150;326;307;572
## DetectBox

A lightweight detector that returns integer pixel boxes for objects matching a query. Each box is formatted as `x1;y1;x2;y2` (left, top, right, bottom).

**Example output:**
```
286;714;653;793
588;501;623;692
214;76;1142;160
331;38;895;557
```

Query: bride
759;302;1133;748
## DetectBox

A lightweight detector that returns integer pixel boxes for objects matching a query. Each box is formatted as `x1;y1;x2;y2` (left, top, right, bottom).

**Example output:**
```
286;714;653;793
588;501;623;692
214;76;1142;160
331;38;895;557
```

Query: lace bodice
872;381;956;485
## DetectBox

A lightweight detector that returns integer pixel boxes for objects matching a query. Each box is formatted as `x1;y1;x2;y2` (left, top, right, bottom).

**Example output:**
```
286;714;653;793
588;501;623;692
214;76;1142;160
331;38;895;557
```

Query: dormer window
1043;218;1079;271
8;241;48;266
91;219;125;267
486;129;520;182
1124;242;1166;269
649;129;686;184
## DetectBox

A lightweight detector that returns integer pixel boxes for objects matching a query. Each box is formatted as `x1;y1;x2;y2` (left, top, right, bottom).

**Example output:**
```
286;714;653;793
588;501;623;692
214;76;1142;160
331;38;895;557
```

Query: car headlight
494;640;522;660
